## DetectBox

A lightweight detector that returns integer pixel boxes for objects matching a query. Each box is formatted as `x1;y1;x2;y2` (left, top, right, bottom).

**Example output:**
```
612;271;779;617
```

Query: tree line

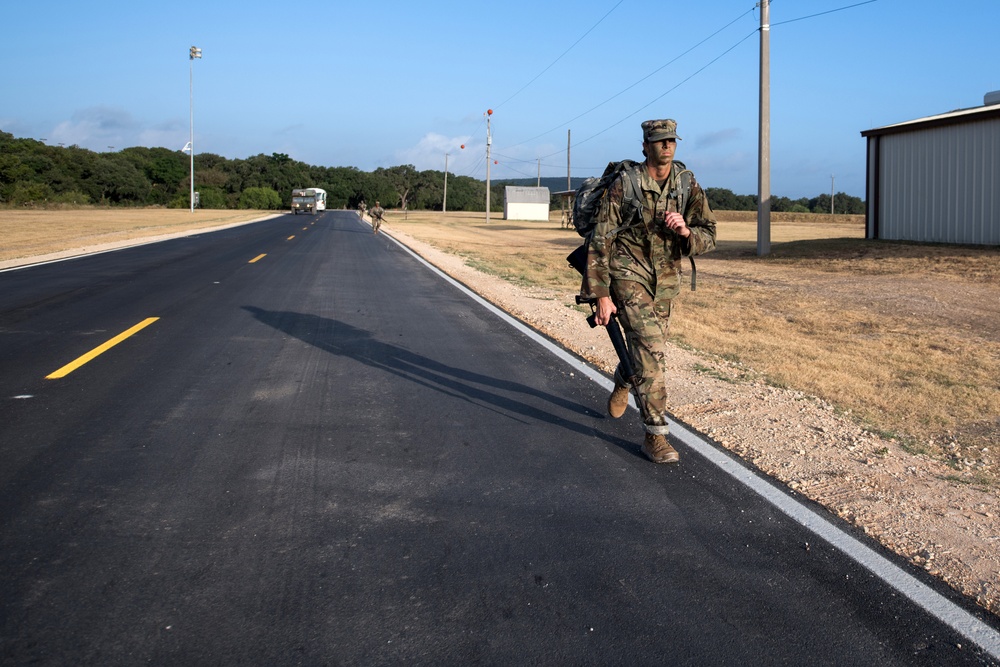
0;131;863;214
0;132;490;212
704;187;865;215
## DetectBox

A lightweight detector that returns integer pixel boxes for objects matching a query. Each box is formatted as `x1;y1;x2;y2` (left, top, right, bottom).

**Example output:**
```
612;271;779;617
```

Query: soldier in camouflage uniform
586;119;717;464
370;201;385;234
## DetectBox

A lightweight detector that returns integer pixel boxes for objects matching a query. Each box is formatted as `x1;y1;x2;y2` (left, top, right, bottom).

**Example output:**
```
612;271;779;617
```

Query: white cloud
695;128;742;149
48;106;140;149
394;132;473;171
0;118;35;138
138;119;188;152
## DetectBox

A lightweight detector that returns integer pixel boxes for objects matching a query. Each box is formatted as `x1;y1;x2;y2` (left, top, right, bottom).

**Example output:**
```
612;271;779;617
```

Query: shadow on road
243;306;639;457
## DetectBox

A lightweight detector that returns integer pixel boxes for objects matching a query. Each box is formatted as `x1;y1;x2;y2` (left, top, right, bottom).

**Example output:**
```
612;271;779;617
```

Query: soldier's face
644;138;676;166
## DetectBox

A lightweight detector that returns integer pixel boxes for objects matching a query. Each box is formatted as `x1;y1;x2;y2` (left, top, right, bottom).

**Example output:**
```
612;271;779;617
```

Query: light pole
189;46;202;213
443;153;449;215
485;109;492;224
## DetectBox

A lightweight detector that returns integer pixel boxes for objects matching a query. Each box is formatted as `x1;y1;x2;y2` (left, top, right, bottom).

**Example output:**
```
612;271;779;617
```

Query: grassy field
3;206;997;483
0;208;272;263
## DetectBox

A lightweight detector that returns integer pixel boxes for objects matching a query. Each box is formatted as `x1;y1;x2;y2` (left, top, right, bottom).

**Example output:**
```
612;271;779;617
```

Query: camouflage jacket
586;160;717;301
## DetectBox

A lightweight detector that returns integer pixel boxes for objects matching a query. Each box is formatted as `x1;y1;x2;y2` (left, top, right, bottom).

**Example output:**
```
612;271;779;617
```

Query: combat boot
607;384;630;418
641;433;679;464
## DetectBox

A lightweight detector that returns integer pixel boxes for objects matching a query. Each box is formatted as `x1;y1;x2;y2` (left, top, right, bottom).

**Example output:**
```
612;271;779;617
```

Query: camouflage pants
611;279;672;435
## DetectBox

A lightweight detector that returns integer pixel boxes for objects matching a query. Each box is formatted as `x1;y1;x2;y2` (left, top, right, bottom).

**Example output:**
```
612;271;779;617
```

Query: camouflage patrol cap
642;119;681;142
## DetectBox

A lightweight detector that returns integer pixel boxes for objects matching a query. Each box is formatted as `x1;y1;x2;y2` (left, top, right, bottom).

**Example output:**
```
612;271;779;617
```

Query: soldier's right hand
595;296;617;327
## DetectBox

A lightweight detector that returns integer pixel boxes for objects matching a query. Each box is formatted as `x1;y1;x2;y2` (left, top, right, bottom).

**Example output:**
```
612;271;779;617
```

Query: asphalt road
1;210;997;665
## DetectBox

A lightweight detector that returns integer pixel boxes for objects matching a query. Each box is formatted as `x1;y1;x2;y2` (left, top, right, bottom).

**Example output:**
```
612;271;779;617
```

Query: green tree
197;187;227;209
239;186;282;209
89;154;150;204
413;169;445;210
706;187;755;211
375;164;420;210
7;181;53;205
444;175;486;211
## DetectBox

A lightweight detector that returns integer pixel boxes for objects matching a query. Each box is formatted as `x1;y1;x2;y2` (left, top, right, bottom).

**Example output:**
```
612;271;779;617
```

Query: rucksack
569;160;698;289
571;160;643;237
572;160;693;238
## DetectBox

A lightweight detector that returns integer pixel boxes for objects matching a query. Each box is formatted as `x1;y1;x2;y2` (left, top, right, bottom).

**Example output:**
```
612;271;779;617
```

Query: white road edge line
383;226;1000;661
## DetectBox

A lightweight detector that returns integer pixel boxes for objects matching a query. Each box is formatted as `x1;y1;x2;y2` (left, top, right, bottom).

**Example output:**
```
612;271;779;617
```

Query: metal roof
861;103;1000;138
503;186;550;204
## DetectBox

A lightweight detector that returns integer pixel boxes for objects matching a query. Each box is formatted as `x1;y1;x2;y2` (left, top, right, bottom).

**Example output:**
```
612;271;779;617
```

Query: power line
770;0;878;27
493;0;626;111
465;0;879;180
498;6;756;154
535;28;758;161
505;0;878;173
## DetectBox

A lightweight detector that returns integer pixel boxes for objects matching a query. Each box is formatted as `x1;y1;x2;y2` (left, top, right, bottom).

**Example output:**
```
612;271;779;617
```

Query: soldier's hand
664;211;690;237
595;296;617;327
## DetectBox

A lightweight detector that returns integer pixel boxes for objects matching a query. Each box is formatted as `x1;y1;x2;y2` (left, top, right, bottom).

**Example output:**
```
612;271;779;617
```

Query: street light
189;46;202;213
443;153;449;215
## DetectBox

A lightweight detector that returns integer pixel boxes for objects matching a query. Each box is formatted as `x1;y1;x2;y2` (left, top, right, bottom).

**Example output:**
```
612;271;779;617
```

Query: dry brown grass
0;207;271;263
389;209;1000;480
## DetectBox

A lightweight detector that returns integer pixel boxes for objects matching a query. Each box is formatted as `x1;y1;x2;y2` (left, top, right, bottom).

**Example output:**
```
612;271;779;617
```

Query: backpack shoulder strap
672;161;693;214
670;161;698;291
603;161;645;239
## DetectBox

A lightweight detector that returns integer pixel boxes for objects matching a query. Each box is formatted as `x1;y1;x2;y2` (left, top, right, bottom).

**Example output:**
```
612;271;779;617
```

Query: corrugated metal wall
875;118;1000;245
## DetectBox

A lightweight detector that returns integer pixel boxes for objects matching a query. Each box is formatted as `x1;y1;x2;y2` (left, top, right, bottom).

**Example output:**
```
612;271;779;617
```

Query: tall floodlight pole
485;109;493;224
566;129;572;222
756;1;771;256
443;153;449;215
566;129;571;191
189;46;202;213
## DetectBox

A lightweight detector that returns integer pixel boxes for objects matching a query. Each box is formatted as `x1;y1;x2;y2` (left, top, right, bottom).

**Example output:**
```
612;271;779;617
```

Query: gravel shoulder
383;223;1000;619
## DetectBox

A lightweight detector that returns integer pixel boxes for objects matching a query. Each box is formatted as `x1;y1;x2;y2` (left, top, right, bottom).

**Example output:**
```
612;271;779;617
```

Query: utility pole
566;129;572;224
830;174;835;214
537;158;541;187
485;109;493;224
443;153;449;215
189;45;202;213
756;1;770;256
566;129;571;191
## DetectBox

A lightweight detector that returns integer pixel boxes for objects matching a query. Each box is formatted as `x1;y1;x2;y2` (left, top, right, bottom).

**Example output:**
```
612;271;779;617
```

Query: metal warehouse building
503;186;550;222
861;93;1000;245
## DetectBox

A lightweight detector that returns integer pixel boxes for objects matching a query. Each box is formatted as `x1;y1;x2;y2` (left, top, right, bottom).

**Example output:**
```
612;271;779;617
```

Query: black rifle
567;242;649;420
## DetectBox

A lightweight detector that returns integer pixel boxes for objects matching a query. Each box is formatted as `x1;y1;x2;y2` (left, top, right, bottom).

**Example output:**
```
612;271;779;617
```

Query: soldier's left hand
664;211;690;237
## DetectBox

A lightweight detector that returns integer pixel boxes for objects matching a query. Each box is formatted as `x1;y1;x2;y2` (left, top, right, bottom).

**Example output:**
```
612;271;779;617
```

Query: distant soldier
358;200;367;219
370;201;385;235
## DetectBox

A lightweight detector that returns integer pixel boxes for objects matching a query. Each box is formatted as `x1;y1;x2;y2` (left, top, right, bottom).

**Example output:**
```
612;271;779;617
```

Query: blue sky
2;0;997;199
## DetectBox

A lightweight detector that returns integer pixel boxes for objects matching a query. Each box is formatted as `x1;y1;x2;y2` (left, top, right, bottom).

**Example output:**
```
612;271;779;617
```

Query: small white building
503;186;550;221
861;93;1000;245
